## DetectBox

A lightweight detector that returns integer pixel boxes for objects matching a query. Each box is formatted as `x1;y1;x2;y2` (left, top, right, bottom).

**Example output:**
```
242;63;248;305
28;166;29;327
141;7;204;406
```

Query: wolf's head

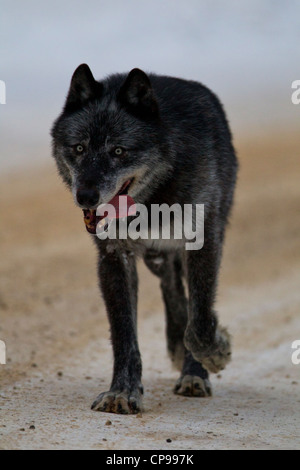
51;64;172;209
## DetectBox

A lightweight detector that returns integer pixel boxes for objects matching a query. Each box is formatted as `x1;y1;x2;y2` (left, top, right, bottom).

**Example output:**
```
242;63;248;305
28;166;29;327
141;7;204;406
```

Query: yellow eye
114;147;123;156
75;144;84;153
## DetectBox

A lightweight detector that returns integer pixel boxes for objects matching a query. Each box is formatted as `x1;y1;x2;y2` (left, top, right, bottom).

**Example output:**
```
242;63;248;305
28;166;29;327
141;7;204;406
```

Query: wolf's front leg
91;244;143;414
184;236;232;374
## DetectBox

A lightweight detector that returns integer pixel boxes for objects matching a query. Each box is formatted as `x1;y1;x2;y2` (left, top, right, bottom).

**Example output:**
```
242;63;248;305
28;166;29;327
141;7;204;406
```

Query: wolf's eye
114;147;124;156
74;144;84;154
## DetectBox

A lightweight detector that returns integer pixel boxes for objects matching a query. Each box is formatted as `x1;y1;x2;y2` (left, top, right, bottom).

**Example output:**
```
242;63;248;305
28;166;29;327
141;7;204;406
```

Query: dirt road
0;132;299;449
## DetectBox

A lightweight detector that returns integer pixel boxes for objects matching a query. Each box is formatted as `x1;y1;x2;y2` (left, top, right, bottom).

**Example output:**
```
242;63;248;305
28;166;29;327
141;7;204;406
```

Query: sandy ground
0;132;300;450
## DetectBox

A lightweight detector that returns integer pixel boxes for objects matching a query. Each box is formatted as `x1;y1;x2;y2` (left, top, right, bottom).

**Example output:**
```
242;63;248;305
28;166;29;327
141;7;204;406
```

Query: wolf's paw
184;324;231;374
174;374;212;397
91;388;143;414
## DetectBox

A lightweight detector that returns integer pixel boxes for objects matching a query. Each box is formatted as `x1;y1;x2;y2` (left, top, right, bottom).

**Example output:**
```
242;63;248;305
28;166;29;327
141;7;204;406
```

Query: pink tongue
100;195;136;219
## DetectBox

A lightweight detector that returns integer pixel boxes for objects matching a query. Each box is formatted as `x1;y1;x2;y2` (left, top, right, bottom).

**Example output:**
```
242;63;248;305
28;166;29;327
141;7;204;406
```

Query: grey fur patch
168;341;186;371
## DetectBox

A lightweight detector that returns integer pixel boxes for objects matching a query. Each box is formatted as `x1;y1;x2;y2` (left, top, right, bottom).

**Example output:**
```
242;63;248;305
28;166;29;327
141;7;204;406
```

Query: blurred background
0;0;299;171
1;0;300;450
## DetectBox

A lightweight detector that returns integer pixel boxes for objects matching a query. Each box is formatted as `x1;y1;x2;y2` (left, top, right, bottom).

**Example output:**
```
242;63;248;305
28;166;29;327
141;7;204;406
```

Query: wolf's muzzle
76;187;99;208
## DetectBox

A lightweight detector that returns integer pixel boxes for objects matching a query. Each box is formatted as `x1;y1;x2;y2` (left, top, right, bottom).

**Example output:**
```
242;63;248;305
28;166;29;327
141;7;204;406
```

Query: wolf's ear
64;64;102;112
118;68;158;118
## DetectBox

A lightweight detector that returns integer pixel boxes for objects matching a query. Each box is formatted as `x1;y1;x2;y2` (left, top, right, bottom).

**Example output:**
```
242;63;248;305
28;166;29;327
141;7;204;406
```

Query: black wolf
51;64;238;414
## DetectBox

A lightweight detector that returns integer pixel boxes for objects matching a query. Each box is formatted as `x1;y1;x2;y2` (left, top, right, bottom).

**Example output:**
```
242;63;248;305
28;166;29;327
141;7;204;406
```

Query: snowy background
1;0;299;172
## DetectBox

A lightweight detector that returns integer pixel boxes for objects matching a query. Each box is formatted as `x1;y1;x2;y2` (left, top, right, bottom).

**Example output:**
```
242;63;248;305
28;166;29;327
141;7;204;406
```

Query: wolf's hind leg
144;251;187;368
144;250;212;397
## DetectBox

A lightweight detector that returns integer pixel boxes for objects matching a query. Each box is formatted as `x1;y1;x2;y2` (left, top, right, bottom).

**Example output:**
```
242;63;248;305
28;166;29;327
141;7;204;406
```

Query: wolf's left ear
118;68;158;118
64;64;103;112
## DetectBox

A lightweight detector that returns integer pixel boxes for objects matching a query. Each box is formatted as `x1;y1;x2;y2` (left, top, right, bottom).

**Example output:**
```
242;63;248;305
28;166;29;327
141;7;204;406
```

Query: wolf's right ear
64;64;103;112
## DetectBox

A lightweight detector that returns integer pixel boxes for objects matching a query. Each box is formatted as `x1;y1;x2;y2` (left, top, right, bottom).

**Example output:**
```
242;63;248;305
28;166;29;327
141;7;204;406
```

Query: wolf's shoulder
149;73;211;97
102;72;215;102
102;71;223;121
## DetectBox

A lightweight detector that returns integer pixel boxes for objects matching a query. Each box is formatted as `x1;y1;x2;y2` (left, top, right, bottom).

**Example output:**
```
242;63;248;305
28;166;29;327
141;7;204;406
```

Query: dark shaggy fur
51;64;238;414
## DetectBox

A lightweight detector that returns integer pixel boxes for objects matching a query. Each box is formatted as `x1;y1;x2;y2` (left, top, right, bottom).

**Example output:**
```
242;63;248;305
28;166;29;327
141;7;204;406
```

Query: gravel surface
0;133;299;449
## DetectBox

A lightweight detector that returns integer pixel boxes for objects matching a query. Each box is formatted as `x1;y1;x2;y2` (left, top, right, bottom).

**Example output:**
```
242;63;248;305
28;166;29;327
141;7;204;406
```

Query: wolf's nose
76;188;99;207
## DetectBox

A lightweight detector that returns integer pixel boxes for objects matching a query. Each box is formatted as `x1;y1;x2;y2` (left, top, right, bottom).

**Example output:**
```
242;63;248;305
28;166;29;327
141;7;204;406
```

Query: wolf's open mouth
83;178;135;234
